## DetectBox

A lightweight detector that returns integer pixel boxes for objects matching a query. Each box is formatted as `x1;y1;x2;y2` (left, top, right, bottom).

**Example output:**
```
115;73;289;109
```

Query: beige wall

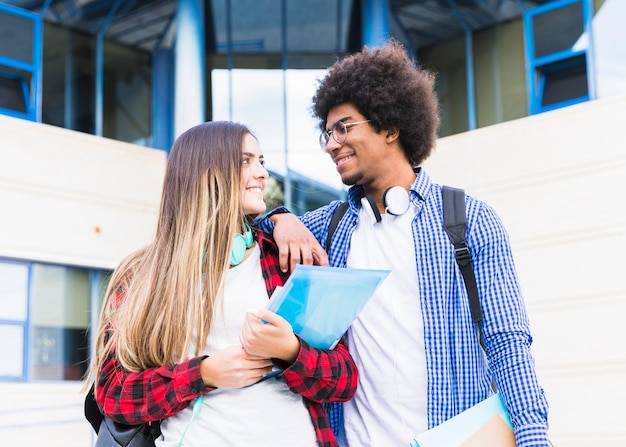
0;381;91;447
423;94;626;446
0;115;166;269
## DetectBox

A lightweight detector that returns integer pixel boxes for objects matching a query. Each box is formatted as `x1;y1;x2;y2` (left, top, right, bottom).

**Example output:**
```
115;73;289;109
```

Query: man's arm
255;206;335;272
470;201;550;446
270;213;328;272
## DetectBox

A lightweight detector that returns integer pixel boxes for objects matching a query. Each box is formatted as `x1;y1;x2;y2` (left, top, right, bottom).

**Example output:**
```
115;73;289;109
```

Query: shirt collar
346;167;432;210
254;227;275;249
410;167;432;202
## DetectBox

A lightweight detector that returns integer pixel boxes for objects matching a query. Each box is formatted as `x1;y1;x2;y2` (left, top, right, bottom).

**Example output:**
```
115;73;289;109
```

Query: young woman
84;121;357;447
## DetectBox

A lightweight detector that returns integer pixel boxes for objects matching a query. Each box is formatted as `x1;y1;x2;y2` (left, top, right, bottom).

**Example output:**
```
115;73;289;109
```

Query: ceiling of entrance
2;0;559;52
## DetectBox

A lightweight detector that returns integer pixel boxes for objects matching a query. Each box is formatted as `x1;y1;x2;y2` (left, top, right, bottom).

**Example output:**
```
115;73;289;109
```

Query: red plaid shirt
96;229;357;447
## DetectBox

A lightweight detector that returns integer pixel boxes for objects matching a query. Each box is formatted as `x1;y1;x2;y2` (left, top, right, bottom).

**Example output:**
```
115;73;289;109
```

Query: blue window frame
0;261;30;382
524;0;594;115
0;258;111;383
0;3;43;121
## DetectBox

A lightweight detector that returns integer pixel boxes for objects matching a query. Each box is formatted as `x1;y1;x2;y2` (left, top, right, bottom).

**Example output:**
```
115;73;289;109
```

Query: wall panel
0;115;166;269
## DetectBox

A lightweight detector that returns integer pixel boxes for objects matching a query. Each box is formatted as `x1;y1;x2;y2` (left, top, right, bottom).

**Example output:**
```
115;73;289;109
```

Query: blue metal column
35;0;53;122
226;0;233;119
152;49;174;151
152;13;176;152
95;0;123;136
281;0;292;211
64;32;75;129
463;29;477;130
174;0;205;138
522;6;536;115
447;0;477;130
88;270;103;366
362;0;390;48
582;0;596;101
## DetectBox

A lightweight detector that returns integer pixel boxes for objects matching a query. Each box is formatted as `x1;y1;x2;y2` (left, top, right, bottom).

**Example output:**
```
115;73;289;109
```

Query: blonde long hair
85;121;253;387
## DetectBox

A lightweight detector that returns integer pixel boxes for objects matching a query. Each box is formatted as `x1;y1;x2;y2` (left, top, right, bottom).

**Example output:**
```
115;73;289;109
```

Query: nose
325;135;341;154
255;162;268;179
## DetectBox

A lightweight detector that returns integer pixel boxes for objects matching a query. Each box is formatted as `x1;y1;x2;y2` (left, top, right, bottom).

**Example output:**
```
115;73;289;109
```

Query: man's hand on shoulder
270;213;329;272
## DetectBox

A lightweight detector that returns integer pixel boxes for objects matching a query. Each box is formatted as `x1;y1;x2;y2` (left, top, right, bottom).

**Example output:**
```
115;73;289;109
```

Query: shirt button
191;388;197;394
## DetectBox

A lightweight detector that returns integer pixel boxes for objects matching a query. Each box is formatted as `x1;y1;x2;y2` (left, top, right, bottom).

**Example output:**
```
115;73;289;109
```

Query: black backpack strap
325;201;350;253
442;186;484;346
84;383;103;434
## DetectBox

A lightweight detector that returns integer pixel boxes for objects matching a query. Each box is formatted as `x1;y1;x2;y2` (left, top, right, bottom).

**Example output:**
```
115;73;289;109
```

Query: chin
341;174;360;186
245;203;267;215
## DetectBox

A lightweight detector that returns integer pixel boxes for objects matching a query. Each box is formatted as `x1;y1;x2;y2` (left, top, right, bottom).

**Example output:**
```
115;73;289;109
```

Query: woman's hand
239;309;300;364
271;213;329;272
199;345;273;388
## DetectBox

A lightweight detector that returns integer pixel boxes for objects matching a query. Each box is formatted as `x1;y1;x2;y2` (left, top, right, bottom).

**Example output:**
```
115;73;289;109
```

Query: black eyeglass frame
318;120;371;152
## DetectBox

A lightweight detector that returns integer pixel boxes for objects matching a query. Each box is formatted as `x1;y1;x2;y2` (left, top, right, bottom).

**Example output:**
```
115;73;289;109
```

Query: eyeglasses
319;120;371;152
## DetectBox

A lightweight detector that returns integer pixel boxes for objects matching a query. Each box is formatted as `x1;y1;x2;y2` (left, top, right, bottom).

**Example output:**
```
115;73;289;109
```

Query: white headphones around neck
360;186;410;224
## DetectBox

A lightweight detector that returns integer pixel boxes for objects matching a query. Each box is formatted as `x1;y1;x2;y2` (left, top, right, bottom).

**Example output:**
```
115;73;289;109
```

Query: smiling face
323;103;391;190
323;102;417;203
240;133;268;216
326;104;377;185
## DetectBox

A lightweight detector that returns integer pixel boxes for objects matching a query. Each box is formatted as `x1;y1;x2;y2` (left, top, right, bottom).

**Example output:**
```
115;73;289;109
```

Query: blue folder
409;393;514;447
266;264;390;349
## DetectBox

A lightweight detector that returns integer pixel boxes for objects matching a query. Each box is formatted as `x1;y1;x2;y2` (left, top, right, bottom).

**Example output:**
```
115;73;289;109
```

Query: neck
363;166;416;209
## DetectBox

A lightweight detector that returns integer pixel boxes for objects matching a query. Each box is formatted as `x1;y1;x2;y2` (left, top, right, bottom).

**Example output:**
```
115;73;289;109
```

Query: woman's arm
97;345;276;425
281;337;358;403
240;308;358;403
96;352;210;425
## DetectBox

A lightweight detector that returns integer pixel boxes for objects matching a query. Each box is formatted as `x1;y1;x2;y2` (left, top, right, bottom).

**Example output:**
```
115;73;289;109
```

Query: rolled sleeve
97;353;213;425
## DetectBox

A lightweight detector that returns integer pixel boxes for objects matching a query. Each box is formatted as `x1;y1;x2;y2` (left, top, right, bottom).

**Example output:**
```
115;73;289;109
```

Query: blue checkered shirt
258;167;550;446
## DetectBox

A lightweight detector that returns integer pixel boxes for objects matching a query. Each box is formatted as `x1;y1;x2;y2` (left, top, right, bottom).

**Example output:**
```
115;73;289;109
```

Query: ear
385;127;400;143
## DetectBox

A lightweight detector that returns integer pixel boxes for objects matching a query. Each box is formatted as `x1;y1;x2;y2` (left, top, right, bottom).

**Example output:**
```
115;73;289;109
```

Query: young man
259;39;550;447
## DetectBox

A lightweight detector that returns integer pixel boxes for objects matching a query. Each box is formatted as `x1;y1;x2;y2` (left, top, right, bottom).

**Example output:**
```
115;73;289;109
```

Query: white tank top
156;244;317;447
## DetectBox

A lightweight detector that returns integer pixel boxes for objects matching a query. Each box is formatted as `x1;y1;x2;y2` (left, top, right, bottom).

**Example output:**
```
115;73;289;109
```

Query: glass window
42;24;96;133
541;55;588;108
0;262;28;379
212;68;286;168
0;8;34;64
210;0;352;54
29;264;90;381
0;7;36;119
41;23;152;144
211;68;328;181
0;70;28;114
0;325;24;377
531;2;583;59
285;0;353;53
103;41;152;145
421;37;469;136
525;0;590;114
0;260;112;382
0;262;28;320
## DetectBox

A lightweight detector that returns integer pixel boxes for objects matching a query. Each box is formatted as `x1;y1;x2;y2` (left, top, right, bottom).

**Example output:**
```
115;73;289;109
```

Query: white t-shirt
343;204;428;447
157;244;317;447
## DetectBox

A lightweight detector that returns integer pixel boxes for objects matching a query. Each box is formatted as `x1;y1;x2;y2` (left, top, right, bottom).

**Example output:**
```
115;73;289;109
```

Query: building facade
0;0;624;445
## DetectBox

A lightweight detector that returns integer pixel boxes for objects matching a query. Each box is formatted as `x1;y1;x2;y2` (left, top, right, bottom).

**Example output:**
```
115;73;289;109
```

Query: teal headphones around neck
230;222;254;266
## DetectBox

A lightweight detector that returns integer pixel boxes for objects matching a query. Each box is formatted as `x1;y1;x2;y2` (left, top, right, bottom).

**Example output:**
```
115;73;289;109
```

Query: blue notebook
266;264;390;349
409;393;514;447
